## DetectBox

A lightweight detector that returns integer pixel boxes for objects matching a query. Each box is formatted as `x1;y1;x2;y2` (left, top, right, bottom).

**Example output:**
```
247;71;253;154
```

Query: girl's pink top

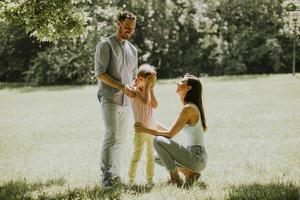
131;87;157;129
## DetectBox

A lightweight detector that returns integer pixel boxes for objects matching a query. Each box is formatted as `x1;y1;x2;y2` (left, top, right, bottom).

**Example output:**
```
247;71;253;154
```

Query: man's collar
113;34;126;46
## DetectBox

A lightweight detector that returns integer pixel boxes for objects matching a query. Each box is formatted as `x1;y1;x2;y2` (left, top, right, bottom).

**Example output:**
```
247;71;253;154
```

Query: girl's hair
136;64;157;78
183;74;207;132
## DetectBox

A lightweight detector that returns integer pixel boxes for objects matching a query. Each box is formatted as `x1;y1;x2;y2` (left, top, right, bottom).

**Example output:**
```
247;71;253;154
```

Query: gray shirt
94;35;138;106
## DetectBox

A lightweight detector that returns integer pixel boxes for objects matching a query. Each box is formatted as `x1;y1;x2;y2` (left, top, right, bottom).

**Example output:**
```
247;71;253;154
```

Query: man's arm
97;73;125;91
97;73;135;97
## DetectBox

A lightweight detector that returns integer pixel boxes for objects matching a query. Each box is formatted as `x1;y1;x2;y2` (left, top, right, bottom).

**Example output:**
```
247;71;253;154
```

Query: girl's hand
123;84;136;98
150;75;156;88
145;75;155;85
134;122;145;133
147;75;156;88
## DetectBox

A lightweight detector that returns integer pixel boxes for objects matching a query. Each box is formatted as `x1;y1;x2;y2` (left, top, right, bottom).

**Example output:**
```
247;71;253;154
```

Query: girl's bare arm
150;89;158;108
134;84;151;105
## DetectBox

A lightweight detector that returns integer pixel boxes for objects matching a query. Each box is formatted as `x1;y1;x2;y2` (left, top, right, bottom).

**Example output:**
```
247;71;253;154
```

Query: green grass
226;182;300;200
0;74;300;200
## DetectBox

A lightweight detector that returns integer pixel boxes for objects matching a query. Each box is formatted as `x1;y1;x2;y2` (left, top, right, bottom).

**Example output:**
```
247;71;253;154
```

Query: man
94;11;138;189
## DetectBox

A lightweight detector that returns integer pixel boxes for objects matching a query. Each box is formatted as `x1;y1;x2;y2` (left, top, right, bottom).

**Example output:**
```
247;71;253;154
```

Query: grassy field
0;74;299;200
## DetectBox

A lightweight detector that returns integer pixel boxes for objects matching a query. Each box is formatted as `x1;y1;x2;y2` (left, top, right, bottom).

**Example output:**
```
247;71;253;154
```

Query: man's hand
123;84;136;98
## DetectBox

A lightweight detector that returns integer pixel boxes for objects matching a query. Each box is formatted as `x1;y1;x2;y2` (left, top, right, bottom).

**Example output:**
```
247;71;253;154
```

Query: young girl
135;74;208;187
128;64;158;185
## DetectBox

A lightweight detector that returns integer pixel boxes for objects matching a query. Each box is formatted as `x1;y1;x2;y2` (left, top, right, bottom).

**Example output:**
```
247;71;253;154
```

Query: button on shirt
94;35;138;106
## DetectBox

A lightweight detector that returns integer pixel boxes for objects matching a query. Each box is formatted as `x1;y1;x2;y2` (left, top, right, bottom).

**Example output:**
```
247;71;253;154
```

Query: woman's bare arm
157;122;168;131
135;106;194;138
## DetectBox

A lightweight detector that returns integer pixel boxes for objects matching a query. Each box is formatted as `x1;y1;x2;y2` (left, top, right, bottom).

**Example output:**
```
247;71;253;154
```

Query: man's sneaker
102;177;113;190
111;176;122;186
101;176;122;190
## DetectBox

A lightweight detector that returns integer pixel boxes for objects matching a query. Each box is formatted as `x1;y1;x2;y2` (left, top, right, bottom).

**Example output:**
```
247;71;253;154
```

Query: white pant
99;96;131;179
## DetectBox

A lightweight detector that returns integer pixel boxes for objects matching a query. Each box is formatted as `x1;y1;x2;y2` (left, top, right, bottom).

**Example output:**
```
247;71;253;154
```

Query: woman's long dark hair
184;74;207;132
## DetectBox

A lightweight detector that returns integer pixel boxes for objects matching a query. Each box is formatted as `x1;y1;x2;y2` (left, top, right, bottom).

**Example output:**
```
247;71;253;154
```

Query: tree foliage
214;0;287;74
25;38;94;85
0;0;86;42
0;0;299;85
0;22;50;82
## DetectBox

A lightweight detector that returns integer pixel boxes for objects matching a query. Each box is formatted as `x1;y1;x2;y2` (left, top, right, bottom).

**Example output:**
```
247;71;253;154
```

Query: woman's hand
134;122;145;133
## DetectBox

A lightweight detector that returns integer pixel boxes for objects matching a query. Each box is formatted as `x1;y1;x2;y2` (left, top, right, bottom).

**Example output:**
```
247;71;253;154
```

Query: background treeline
0;0;299;85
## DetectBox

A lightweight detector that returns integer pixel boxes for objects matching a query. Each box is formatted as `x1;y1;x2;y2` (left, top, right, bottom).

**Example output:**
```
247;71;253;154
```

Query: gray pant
98;96;130;179
154;136;207;172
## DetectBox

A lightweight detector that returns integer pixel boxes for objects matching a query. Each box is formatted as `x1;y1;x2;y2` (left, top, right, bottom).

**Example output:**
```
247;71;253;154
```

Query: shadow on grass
0;178;154;200
0;177;66;200
0;82;91;93
3;179;297;200
226;182;300;200
121;183;154;195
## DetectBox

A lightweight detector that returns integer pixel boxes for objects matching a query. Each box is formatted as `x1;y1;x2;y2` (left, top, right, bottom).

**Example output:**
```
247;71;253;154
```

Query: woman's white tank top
183;103;205;147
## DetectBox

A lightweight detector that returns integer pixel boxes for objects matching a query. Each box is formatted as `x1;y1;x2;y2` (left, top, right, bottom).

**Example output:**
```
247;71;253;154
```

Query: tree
214;0;286;74
23;1;119;85
130;0;213;77
0;22;50;82
0;0;297;84
0;0;87;42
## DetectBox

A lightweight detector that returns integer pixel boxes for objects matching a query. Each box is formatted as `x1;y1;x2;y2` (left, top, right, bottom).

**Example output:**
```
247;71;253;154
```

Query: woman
134;74;208;187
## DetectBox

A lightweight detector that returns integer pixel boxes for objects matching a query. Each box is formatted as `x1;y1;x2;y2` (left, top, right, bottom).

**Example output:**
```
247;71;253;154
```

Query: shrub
25;39;95;85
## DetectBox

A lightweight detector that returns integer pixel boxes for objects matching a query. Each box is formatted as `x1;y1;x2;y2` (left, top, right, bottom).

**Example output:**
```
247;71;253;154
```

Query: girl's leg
128;133;146;183
146;135;154;184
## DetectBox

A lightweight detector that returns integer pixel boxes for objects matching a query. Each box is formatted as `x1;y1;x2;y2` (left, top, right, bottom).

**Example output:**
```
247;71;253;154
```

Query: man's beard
119;27;131;40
